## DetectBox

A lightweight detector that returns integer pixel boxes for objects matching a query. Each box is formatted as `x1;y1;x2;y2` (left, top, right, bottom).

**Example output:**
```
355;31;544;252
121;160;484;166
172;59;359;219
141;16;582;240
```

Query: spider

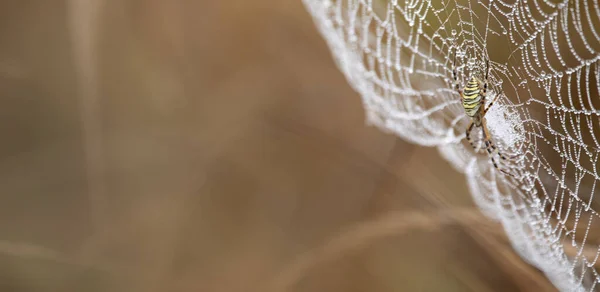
452;54;512;176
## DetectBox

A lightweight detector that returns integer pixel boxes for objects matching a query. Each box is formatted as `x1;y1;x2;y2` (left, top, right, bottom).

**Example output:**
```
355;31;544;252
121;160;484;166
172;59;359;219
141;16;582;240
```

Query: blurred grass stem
67;0;106;233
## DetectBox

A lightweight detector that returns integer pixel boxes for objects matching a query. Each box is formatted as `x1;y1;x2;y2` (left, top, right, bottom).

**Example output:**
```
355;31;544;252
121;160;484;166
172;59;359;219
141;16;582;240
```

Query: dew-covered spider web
302;0;600;291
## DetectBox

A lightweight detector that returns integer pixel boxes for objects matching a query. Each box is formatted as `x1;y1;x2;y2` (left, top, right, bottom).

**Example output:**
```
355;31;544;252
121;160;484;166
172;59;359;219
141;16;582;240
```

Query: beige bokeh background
0;1;556;291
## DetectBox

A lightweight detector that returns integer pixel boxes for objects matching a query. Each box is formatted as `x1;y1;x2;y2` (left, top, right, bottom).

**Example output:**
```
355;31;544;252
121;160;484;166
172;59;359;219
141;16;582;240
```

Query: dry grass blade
0;240;110;272
265;207;486;292
463;227;558;291
66;0;107;232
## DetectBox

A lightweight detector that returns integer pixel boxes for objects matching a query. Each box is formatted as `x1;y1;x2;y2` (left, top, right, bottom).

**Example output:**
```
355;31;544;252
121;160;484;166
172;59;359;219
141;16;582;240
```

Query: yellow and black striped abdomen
462;78;482;117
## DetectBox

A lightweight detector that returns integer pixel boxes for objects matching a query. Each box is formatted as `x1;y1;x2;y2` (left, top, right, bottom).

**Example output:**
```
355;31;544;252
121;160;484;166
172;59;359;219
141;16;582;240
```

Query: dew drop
467;58;477;67
451;29;457;36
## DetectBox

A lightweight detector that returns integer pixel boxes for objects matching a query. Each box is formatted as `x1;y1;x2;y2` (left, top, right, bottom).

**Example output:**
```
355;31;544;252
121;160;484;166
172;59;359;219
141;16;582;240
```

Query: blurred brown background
0;1;556;292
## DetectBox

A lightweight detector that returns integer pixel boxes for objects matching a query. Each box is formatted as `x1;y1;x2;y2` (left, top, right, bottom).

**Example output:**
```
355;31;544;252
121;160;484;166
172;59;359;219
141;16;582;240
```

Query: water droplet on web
451;29;457;36
467;58;477;68
502;29;507;35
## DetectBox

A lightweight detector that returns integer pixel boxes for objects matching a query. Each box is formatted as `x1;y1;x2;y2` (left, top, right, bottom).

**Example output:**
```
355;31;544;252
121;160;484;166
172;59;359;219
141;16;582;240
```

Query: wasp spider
452;54;512;176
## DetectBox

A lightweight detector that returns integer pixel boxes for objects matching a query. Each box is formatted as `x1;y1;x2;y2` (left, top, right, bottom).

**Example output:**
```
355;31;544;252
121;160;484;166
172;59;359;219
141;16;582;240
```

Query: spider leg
481;62;502;118
487;140;508;161
478;63;512;161
484;59;489;94
479;66;518;162
478;86;509;162
482;120;513;177
465;120;475;150
481;118;507;160
481;90;502;117
453;50;461;92
477;59;502;118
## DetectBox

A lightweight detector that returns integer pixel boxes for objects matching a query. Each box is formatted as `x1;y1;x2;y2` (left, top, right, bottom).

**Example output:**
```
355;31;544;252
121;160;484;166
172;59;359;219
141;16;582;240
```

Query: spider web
302;0;600;291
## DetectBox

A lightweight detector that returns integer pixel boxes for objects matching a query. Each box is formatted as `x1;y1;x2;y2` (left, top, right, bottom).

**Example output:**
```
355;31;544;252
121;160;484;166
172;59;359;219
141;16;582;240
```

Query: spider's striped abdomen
462;77;482;117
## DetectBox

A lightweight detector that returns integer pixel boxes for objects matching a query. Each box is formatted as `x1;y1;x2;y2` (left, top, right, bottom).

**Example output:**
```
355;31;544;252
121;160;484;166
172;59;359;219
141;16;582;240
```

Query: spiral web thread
302;0;600;291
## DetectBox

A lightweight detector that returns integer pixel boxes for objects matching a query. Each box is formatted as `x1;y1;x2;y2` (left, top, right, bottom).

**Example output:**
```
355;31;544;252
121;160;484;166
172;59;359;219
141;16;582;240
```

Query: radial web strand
302;0;600;291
